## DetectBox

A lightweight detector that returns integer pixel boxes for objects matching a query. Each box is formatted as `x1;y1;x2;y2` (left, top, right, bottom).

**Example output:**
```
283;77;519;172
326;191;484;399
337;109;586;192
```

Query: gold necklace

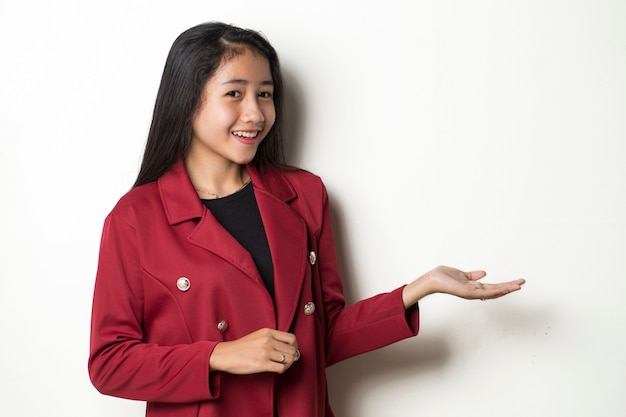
195;178;251;199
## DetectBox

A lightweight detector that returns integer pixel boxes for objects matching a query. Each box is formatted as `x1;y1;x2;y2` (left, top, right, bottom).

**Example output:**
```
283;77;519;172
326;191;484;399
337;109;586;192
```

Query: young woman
88;22;525;417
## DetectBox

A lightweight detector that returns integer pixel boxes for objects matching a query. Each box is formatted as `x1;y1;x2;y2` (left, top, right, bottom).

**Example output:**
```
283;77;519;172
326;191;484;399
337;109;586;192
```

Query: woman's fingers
272;348;301;364
210;328;300;375
270;329;299;360
402;265;526;306
428;265;525;300
466;270;487;281
475;278;526;300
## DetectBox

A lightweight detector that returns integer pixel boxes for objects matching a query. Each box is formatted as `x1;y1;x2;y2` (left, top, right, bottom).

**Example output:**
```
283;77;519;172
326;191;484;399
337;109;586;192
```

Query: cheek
210;104;239;126
264;103;277;129
198;98;239;125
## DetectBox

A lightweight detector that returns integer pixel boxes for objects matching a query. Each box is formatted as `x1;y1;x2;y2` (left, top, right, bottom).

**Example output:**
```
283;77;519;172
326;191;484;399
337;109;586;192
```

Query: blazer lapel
248;165;309;331
187;214;262;282
159;160;263;285
159;161;310;330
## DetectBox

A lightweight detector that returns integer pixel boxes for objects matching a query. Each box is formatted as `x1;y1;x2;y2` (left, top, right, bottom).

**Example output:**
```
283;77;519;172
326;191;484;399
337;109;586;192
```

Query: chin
233;152;258;165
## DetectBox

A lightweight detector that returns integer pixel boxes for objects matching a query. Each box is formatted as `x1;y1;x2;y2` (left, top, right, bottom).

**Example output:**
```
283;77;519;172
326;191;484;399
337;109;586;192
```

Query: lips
232;130;259;138
232;130;260;144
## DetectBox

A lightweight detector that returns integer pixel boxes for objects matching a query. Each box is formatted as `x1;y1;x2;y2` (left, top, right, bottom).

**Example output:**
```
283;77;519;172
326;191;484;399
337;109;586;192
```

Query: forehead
211;48;272;82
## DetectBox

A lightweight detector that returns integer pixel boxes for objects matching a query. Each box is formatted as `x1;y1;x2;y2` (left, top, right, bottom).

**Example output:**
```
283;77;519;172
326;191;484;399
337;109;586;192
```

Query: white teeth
233;131;258;138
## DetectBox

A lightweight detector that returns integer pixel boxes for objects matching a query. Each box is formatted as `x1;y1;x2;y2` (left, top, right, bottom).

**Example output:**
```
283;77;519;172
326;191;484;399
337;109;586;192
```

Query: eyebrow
221;79;274;86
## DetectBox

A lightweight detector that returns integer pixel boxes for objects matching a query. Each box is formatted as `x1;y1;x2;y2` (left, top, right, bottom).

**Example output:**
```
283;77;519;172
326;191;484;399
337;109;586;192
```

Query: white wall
1;1;624;416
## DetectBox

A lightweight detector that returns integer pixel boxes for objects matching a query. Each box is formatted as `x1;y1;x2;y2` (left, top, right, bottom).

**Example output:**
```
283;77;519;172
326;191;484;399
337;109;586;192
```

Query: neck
184;156;249;199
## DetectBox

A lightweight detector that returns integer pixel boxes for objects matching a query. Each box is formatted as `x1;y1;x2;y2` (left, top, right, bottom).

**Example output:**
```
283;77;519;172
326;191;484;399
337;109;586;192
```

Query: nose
241;96;265;124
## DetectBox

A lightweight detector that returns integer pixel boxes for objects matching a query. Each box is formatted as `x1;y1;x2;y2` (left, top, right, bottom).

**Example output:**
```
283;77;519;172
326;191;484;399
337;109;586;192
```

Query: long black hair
133;22;285;187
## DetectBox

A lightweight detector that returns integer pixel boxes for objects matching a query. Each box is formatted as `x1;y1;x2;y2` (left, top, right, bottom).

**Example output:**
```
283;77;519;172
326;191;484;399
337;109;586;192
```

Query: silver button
304;302;316;315
176;277;191;292
309;251;317;265
217;320;229;333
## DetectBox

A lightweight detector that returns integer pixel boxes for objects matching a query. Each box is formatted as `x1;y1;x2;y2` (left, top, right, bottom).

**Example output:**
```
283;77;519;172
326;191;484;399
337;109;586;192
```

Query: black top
201;182;275;299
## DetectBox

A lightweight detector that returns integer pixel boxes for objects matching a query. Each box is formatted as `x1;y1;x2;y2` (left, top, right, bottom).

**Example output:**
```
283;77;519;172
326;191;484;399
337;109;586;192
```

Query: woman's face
188;48;276;168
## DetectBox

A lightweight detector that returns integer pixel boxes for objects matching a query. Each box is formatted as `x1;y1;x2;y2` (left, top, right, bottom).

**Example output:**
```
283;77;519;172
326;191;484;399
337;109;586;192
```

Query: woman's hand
209;328;300;375
402;265;526;308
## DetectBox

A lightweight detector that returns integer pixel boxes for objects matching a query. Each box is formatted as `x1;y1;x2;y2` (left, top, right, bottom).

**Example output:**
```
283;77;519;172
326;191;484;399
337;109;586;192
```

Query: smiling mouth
232;130;259;139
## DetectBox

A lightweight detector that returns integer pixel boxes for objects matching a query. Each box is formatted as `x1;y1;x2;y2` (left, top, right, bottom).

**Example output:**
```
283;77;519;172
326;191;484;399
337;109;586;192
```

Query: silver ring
294;349;301;361
279;354;286;363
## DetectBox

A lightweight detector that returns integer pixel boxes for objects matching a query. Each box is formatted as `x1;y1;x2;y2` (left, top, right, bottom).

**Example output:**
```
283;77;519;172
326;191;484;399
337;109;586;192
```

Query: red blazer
89;160;419;417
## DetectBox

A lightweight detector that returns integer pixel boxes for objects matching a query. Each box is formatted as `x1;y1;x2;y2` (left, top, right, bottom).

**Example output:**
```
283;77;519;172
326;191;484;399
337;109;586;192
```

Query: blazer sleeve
88;210;222;403
314;183;420;366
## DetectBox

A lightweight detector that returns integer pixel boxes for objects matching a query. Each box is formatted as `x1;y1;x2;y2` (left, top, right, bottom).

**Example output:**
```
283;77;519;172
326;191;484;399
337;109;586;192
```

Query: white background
1;1;625;416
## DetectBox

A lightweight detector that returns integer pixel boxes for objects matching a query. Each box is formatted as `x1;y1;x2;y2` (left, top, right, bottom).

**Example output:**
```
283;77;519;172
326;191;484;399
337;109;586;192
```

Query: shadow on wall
326;335;452;415
326;191;545;414
327;194;453;413
322;163;454;412
282;68;307;166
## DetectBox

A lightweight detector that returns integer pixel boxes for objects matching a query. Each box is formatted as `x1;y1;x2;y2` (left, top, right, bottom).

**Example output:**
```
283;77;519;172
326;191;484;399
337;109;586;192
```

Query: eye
258;91;273;98
226;91;241;97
